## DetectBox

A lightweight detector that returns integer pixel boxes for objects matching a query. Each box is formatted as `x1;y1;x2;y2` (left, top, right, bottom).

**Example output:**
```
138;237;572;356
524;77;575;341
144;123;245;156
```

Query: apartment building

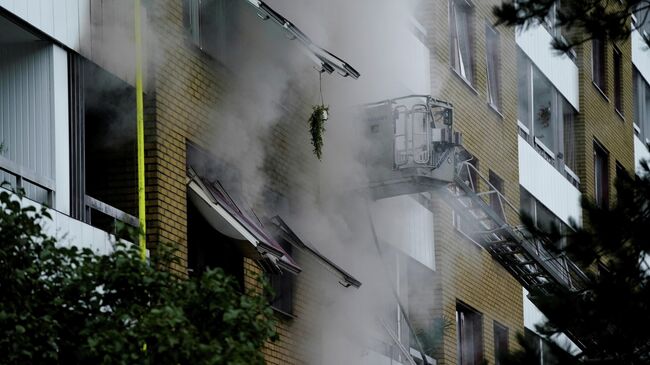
0;0;647;365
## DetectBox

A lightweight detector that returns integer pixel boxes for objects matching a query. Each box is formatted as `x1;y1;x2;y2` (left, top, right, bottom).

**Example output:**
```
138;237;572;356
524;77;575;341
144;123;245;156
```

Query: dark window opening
592;37;606;93
494;322;509;365
268;238;294;315
449;0;475;84
69;55;138;234
488;170;504;220
187;201;245;289
594;142;609;208
456;302;483;365
613;47;623;114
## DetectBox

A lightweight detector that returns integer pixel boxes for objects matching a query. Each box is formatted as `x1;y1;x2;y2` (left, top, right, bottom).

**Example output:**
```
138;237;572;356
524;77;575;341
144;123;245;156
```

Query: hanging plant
309;71;329;160
309;104;328;160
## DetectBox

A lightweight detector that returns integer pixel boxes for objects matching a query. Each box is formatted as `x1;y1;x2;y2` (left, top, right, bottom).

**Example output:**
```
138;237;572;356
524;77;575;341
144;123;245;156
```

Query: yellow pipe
135;0;147;261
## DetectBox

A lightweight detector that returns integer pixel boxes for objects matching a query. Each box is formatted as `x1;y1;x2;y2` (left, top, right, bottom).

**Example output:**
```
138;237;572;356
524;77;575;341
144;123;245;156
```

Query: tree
493;0;650;52
0;189;278;365
502;163;650;365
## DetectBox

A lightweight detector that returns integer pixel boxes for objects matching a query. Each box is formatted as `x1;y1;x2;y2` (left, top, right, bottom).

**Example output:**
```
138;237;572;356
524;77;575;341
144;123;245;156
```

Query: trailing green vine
309;71;329;160
309;105;328;160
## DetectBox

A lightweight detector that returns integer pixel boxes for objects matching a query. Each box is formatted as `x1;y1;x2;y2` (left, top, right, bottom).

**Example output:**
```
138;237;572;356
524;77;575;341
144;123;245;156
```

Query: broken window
485;24;501;111
613;47;623;114
268;238;295;315
69;55;139;233
493;322;509;365
0;42;55;205
449;0;474;84
594;141;609;208
456;302;483;365
592;37;606;94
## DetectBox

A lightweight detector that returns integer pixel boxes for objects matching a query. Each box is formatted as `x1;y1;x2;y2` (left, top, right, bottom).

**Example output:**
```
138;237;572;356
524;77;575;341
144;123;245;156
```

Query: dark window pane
563;100;577;172
486;25;501;110
489;170;504;220
594;143;609;208
614;48;623;112
517;51;531;130
494;322;509;365
592;38;606;91
533;69;556;152
457;302;483;365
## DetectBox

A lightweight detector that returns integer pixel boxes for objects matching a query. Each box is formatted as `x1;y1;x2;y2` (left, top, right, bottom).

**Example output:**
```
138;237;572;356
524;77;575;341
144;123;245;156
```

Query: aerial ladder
363;95;589;297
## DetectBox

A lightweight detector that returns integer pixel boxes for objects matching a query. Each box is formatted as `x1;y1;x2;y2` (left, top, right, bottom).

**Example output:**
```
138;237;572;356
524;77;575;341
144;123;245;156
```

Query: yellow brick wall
419;1;524;364
143;1;318;363
576;35;635;206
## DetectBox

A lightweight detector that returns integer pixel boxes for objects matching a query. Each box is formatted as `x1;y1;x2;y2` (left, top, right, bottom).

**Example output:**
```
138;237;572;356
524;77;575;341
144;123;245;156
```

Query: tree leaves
0;192;277;364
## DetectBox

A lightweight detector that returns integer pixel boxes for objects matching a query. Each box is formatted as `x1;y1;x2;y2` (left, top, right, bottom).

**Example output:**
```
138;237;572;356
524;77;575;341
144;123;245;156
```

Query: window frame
456;301;484;365
613;46;623;115
493;321;509;365
592;37;607;96
593;141;610;208
488;170;505;220
449;0;475;86
485;23;502;112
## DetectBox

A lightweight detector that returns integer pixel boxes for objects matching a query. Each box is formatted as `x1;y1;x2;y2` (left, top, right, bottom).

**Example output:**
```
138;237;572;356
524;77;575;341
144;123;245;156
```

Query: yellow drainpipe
135;0;147;261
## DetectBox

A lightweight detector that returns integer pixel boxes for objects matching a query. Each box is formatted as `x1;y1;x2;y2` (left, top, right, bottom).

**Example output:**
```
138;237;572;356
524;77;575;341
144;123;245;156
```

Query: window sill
615;109;625;122
592;81;610;103
487;102;504;119
271;307;296;320
451;67;479;96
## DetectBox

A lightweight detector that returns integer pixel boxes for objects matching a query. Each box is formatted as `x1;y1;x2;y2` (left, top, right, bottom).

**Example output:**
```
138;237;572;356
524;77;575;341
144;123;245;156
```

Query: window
543;1;577;63
613;47;623;114
485;24;501;111
592;37;606;93
633;67;650;142
489;170;504;220
518;51;577;169
456;302;483;365
183;0;233;59
634;3;650;40
449;0;474;84
493;322;509;365
268;239;294;315
594;142;609;208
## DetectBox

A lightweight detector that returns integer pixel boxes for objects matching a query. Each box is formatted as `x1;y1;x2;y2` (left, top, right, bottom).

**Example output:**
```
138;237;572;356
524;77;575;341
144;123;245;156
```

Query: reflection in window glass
517;51;531;129
533;70;555;152
450;0;474;83
486;24;501;110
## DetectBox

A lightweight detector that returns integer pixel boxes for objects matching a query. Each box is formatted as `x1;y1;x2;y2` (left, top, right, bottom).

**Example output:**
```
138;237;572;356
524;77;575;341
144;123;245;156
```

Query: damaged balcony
69;56;139;236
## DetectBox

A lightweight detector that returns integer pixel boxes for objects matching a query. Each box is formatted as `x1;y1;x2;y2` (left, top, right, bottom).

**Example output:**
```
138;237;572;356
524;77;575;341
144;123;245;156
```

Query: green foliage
0;190;277;364
493;0;650;52
308;105;329;160
504;162;650;364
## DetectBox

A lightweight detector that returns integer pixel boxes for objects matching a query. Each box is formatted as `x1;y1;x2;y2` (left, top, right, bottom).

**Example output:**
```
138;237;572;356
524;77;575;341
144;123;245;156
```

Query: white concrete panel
27;0;41;29
65;0;79;49
634;135;650;175
39;0;54;36
516;25;579;111
632;29;650;85
519;136;582;225
370;195;436;271
52;44;70;214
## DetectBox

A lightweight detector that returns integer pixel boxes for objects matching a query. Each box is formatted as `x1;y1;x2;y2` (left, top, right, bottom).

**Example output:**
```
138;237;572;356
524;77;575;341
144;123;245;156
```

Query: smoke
147;0;448;362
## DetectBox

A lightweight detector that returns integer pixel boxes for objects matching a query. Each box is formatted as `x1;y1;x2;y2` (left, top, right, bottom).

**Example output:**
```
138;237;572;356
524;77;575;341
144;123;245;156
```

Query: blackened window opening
69;57;138;234
613;47;623;113
268;238;294;315
187;201;245;290
493;322;509;365
488;170;504;220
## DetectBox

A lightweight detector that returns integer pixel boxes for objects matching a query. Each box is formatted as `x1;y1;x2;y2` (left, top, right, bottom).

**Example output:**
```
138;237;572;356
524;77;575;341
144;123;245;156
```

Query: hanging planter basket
309;104;329;160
